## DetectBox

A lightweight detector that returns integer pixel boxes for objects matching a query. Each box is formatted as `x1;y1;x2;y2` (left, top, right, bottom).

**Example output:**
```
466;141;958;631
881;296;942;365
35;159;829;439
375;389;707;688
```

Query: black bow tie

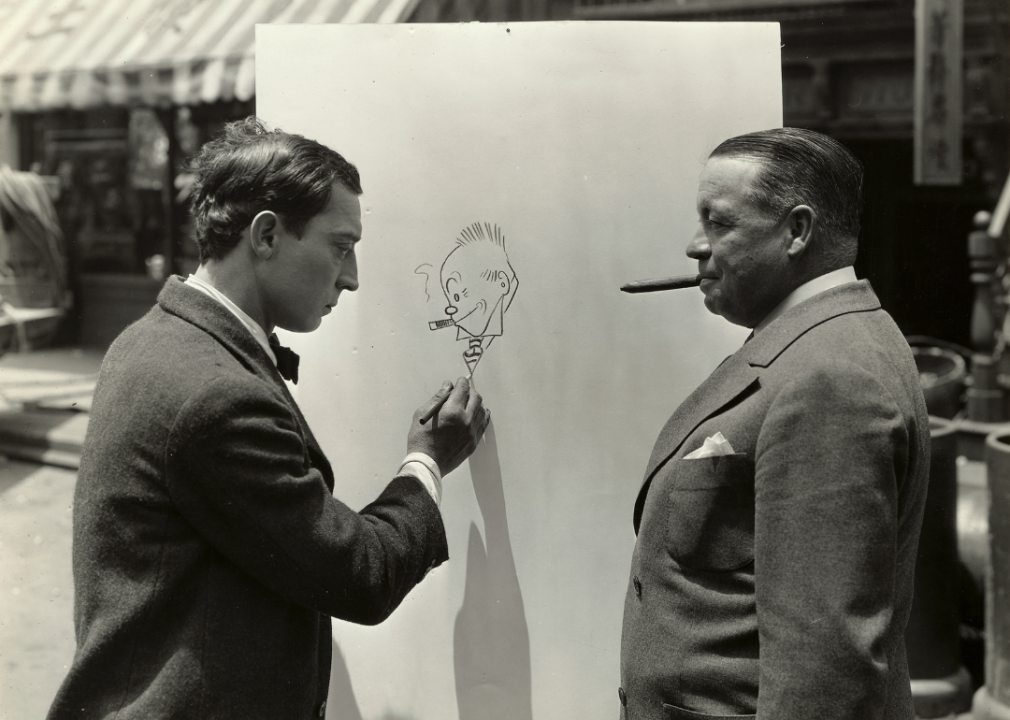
268;333;300;384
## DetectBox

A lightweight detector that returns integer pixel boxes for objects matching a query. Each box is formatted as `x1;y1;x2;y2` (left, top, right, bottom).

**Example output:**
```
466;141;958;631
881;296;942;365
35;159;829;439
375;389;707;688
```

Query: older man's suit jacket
619;281;930;720
48;278;449;720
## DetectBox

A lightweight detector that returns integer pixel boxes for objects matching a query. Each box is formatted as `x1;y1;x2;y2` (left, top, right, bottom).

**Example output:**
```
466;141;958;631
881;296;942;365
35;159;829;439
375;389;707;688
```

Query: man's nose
337;250;359;292
685;227;711;260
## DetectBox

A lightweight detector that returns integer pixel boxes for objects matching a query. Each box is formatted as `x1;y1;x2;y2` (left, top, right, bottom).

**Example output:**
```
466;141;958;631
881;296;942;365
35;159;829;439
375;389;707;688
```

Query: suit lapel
158;277;333;489
158;277;279;385
643;351;758;482
633;352;758;532
277;383;334;491
743;279;881;369
633;280;884;533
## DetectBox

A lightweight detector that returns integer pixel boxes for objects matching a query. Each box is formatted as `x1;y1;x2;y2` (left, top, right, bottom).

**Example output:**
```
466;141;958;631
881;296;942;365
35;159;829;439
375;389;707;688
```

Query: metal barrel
972;431;1010;720
907;417;973;718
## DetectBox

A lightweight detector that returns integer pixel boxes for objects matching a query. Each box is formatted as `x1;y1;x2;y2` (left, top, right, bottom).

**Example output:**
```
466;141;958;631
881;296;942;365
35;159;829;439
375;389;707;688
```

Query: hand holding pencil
408;377;489;477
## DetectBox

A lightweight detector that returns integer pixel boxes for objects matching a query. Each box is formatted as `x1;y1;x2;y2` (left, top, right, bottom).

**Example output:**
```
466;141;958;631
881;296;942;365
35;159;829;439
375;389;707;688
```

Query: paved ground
0;348;98;719
0;459;76;720
0;348;101;470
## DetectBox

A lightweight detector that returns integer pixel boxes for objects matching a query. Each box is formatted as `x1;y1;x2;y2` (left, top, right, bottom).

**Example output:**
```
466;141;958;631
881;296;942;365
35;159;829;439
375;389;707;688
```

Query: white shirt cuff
397;452;443;507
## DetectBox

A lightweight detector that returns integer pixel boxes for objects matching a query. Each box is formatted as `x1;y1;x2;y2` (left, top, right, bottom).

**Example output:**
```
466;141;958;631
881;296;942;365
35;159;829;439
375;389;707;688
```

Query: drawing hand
409;377;489;476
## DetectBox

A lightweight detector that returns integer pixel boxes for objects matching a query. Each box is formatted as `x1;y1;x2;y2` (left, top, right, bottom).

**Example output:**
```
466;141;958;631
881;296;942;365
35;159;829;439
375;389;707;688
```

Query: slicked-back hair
189;117;362;262
710;127;863;268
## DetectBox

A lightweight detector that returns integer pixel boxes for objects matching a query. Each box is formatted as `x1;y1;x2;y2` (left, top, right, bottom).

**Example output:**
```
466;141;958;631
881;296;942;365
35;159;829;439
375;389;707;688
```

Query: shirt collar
184;274;276;365
754;266;858;335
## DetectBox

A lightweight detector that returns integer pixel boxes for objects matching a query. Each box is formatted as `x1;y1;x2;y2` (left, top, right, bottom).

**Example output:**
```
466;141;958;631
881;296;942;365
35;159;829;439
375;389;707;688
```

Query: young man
48;118;488;719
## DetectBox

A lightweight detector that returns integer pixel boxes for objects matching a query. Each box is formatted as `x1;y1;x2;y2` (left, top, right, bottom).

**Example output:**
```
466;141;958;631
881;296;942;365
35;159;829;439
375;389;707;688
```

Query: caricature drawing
424;222;518;374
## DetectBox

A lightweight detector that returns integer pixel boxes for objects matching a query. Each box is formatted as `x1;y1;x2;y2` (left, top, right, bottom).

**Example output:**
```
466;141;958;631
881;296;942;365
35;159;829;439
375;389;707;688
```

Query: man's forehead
697;156;766;206
315;183;362;236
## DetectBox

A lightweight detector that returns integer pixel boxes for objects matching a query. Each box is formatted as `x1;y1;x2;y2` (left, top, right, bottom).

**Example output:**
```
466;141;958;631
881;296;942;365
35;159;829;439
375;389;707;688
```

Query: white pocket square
683;432;735;459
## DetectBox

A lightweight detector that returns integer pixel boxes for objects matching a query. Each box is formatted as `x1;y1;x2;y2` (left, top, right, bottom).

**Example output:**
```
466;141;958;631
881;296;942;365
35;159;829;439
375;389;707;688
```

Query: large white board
257;22;781;720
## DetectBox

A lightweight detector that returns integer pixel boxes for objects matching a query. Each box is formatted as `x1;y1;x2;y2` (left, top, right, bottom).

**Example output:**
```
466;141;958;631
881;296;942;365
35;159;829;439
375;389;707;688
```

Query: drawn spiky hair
455;222;505;249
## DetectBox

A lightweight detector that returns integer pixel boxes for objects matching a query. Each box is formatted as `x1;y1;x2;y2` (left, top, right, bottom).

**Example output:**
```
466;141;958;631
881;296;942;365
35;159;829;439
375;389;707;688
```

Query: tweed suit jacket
619;281;930;720
48;277;449;720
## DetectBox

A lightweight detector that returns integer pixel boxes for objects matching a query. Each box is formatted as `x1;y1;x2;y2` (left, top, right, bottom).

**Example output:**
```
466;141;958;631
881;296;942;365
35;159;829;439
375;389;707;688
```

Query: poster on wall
257;22;781;720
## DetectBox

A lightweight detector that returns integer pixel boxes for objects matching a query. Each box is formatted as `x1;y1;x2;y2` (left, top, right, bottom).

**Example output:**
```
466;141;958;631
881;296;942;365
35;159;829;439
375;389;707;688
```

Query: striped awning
0;0;415;112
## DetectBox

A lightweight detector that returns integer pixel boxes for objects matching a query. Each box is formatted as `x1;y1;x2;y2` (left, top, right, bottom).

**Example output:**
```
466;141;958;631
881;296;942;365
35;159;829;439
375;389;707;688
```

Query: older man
48;118;488;719
619;128;929;720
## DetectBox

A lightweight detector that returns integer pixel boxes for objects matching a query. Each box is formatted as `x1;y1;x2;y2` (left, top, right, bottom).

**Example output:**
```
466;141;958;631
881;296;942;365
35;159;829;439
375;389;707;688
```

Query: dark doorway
843;138;990;349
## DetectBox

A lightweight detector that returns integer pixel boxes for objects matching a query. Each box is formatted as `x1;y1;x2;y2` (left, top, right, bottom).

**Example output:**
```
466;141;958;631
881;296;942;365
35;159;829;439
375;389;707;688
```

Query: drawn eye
454;293;460;302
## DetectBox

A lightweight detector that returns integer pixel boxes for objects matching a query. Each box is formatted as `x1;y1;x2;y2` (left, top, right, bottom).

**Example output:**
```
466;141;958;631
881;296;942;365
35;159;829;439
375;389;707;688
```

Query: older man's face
687;156;793;328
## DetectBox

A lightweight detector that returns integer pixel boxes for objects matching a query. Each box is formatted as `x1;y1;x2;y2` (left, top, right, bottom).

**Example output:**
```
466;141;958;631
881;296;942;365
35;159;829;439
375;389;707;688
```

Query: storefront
0;0;418;346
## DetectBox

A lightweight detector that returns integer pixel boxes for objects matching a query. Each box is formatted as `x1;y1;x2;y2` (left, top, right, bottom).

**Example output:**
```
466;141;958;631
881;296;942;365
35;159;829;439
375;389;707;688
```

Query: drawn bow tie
268;333;300;384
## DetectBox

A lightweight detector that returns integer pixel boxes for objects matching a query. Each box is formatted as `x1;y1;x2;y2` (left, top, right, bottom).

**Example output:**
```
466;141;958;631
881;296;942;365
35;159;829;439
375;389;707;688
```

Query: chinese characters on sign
914;0;963;185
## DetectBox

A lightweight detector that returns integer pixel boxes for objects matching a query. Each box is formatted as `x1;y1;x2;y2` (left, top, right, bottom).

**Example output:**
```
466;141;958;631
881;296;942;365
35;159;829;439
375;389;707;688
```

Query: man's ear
249;211;281;260
784;205;816;259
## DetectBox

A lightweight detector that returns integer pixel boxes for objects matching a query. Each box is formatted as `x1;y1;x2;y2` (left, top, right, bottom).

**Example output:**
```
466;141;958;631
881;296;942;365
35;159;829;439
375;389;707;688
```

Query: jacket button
318;700;327;716
633;576;642;598
618;687;627;706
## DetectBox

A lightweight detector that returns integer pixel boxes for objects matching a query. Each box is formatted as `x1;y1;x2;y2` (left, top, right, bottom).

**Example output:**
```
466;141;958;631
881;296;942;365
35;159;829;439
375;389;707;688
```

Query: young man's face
261;183;362;333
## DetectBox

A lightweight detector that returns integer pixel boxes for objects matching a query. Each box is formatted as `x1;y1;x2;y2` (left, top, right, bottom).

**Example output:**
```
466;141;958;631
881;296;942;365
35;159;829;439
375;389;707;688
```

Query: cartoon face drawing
442;250;512;339
425;222;518;374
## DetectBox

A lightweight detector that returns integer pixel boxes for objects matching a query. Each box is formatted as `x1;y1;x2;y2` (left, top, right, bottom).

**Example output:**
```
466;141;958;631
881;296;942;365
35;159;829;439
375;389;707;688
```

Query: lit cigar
620;274;702;293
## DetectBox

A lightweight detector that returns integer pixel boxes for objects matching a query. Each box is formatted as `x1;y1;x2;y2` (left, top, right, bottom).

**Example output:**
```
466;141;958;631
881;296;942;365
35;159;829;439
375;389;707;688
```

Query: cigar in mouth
620;274;703;294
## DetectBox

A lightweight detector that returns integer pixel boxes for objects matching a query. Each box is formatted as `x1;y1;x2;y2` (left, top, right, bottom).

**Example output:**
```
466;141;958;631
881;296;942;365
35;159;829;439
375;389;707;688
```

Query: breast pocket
663;703;755;719
663;454;754;572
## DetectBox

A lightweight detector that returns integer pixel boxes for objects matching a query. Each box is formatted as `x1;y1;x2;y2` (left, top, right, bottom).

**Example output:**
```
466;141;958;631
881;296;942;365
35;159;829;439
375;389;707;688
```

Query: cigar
620;274;702;293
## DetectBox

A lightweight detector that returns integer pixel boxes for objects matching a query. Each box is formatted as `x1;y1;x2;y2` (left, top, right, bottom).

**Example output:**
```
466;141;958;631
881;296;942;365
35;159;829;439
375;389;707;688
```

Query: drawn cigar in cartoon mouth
429;319;455;330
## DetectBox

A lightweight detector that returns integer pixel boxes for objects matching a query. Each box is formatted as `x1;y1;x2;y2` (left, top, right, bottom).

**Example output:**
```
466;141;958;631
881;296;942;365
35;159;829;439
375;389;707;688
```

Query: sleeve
753;362;907;720
164;374;449;625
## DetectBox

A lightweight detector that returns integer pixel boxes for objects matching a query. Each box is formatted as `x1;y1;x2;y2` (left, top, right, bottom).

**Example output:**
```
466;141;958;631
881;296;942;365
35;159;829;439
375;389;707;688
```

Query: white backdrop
257;22;781;720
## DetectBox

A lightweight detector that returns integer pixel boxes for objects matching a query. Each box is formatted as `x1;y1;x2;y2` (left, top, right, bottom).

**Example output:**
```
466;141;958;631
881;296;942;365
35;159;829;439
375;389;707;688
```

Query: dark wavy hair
189;117;362;262
710;127;863;268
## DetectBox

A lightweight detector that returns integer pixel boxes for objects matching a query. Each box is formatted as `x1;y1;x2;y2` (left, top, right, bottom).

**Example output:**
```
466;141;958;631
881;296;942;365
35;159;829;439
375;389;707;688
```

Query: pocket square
683;432;735;459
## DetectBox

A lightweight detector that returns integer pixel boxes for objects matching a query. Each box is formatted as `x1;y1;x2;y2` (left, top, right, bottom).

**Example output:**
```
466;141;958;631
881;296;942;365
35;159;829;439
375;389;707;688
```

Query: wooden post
155;107;178;277
914;0;963;186
0;111;19;168
967;211;1008;422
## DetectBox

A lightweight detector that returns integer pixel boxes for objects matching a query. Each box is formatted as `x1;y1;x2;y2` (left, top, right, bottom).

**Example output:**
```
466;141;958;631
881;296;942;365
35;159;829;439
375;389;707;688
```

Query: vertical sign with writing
914;0;963;185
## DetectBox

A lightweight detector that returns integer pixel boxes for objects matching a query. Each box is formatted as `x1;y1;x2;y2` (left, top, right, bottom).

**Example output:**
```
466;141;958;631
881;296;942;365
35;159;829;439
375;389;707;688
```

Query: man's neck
194;261;270;333
753;266;858;335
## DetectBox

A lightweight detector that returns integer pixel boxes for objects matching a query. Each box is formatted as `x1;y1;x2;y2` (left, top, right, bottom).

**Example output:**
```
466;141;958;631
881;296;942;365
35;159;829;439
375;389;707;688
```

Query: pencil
419;391;451;425
620;274;702;293
418;374;470;425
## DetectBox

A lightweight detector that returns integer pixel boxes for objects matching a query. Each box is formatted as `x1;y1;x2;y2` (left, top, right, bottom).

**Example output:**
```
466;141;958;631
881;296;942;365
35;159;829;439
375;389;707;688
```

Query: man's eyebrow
325;232;360;243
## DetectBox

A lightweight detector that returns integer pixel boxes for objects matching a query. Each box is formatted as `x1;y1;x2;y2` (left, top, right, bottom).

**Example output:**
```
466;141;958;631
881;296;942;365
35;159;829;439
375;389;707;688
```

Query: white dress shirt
754;266;859;336
184;274;442;506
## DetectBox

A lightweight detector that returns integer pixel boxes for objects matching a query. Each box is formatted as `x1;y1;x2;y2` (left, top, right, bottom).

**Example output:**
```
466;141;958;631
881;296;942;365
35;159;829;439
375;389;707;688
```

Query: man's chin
701;293;721;317
701;296;750;328
278;317;323;334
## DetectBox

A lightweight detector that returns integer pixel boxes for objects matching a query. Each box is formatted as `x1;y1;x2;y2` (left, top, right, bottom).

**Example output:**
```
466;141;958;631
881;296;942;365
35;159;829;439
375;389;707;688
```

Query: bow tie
268;333;300;384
